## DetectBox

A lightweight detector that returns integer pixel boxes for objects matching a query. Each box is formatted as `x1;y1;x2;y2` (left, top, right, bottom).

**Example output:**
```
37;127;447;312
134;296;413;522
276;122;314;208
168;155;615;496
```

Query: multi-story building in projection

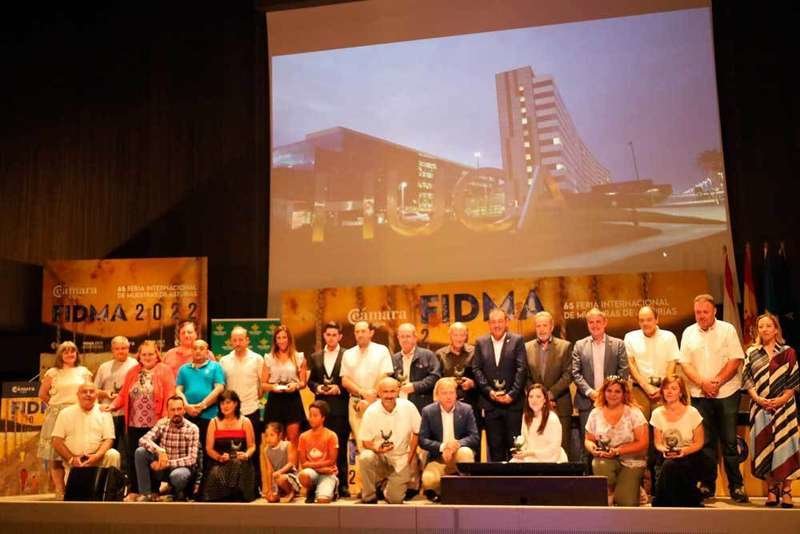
496;66;611;203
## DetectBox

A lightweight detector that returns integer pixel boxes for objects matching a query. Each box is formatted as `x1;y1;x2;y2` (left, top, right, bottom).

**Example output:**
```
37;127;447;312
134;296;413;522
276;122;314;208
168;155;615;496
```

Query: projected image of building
496;66;611;205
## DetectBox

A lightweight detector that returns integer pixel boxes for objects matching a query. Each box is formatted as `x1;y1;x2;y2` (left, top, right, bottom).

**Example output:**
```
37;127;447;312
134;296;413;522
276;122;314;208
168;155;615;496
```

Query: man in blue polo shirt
176;339;225;451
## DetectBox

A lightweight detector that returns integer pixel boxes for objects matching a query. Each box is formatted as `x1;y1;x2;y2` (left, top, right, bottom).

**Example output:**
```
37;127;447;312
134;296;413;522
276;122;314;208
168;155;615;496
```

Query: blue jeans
134;447;193;496
692;393;744;491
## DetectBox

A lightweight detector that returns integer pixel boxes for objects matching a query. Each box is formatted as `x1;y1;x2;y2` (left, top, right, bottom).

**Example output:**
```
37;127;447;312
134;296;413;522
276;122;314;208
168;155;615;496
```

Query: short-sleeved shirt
176;360;226;419
94;357;138;416
679;319;745;398
220;349;264;415
298;427;339;474
340;342;393;392
51;403;114;456
45;366;93;405
585;405;647;468
623;328;680;380
264;352;305;384
650;405;703;449
359;398;421;473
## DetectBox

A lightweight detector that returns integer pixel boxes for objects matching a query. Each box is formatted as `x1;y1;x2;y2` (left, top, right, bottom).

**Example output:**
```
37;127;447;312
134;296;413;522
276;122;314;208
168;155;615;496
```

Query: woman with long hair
650;374;705;507
744;312;800;508
106;340;175;501
37;341;92;498
261;325;307;447
512;383;567;462
584;376;648;506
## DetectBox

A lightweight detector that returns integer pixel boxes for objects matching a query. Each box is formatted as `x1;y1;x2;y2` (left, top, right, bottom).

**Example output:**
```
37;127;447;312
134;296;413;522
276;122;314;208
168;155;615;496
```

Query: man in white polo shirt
357;377;421;504
340;321;393;446
219;325;264;491
679;293;747;503
52;382;120;472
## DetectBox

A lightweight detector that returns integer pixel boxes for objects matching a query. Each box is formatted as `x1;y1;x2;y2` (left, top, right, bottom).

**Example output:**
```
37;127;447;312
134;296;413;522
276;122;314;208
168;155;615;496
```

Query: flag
723;245;743;340
742;242;758;345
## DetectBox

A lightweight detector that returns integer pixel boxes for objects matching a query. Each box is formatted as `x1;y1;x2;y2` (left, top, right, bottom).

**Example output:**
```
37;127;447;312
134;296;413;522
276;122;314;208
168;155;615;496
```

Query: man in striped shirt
134;395;199;501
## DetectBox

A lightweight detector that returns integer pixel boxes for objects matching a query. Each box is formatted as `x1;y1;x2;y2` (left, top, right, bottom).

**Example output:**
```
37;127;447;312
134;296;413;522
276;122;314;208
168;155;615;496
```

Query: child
261;422;300;502
297;400;339;503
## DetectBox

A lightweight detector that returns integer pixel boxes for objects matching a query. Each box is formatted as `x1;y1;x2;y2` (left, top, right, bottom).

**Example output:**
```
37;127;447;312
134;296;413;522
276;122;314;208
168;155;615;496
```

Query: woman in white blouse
650;374;705;507
584;376;648;506
512;384;568;462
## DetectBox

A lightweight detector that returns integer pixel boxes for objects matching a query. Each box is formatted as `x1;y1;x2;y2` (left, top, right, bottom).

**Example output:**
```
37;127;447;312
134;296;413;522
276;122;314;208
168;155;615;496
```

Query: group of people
36;293;800;507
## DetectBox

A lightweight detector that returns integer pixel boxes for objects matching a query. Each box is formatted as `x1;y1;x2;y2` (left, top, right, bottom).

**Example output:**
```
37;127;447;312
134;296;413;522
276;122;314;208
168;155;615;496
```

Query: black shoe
423;489;440;503
305;490;316;504
375;485;384;502
404;488;419;501
698;485;713;500
730;487;749;504
339;486;350;498
360;497;378;504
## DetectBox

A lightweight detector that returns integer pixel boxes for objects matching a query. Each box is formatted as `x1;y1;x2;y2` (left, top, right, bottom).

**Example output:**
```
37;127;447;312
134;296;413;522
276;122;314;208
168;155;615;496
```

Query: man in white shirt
679;293;747;502
219;325;264;491
94;336;137;465
357;377;421;504
52;382;120;473
340;321;394;447
624;306;680;420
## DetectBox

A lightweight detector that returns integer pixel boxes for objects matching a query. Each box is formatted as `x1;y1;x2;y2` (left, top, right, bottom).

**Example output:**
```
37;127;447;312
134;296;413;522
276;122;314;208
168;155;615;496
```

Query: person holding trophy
472;308;527;462
649;375;705;507
357;377;421;504
511;384;567;463
262;325;307;448
584;376;648;506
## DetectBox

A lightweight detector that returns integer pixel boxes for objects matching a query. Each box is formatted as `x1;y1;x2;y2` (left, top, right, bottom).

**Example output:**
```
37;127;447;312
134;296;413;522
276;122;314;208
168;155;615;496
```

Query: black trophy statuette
453;365;465;385
664;434;680;454
595;434;611;452
395;370;407;387
321;376;334;393
380;429;393;449
648;376;663;388
492;378;507;397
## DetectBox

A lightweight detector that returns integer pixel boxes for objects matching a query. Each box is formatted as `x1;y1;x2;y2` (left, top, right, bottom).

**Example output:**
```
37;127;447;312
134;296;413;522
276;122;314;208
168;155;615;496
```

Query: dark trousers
325;413;351;493
125;426;150;491
187;416;211;455
692;394;744;491
484;407;522;462
112;415;127;473
557;413;574;461
653;452;707;507
578;409;592;471
245;410;263;493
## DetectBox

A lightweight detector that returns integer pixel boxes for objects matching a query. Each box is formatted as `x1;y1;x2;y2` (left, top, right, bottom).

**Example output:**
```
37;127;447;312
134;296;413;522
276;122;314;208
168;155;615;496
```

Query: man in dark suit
307;321;351;497
524;310;575;459
419;377;479;502
471;308;527;462
392;322;442;414
571;308;628;465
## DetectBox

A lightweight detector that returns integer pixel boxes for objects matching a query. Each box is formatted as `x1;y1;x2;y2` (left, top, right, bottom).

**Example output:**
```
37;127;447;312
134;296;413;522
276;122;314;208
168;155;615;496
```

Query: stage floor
1;494;798;534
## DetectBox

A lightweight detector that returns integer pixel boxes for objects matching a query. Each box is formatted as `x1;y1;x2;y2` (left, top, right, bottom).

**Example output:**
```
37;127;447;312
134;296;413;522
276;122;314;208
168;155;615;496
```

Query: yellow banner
282;271;708;354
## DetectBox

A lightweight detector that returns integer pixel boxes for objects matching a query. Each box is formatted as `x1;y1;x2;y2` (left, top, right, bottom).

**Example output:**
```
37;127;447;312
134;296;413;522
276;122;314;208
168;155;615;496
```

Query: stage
1;494;798;534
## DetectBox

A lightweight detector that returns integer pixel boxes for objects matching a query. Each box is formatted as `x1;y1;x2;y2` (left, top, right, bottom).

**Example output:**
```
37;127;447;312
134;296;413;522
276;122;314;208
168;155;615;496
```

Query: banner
281;271;709;356
1;382;46;497
42;257;208;352
209;318;282;358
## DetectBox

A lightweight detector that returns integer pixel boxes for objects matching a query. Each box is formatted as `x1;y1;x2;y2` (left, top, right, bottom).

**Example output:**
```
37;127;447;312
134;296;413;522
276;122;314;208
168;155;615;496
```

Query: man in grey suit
524;311;574;459
571;308;628;465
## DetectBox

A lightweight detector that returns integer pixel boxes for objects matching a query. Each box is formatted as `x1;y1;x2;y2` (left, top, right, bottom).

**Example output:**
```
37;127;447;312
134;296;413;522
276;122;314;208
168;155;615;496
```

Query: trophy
595;434;611;452
380;430;394;449
395;369;408;387
492;378;507;397
664;433;680;454
230;439;243;456
648;376;663;388
321;376;334;394
453;365;466;386
510;435;526;457
274;377;290;392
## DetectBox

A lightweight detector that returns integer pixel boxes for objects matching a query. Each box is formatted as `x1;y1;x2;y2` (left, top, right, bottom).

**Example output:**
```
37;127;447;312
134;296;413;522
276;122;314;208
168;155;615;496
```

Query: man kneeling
358;377;421;504
52;382;121;474
298;400;339;503
134;395;199;501
419;377;479;502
